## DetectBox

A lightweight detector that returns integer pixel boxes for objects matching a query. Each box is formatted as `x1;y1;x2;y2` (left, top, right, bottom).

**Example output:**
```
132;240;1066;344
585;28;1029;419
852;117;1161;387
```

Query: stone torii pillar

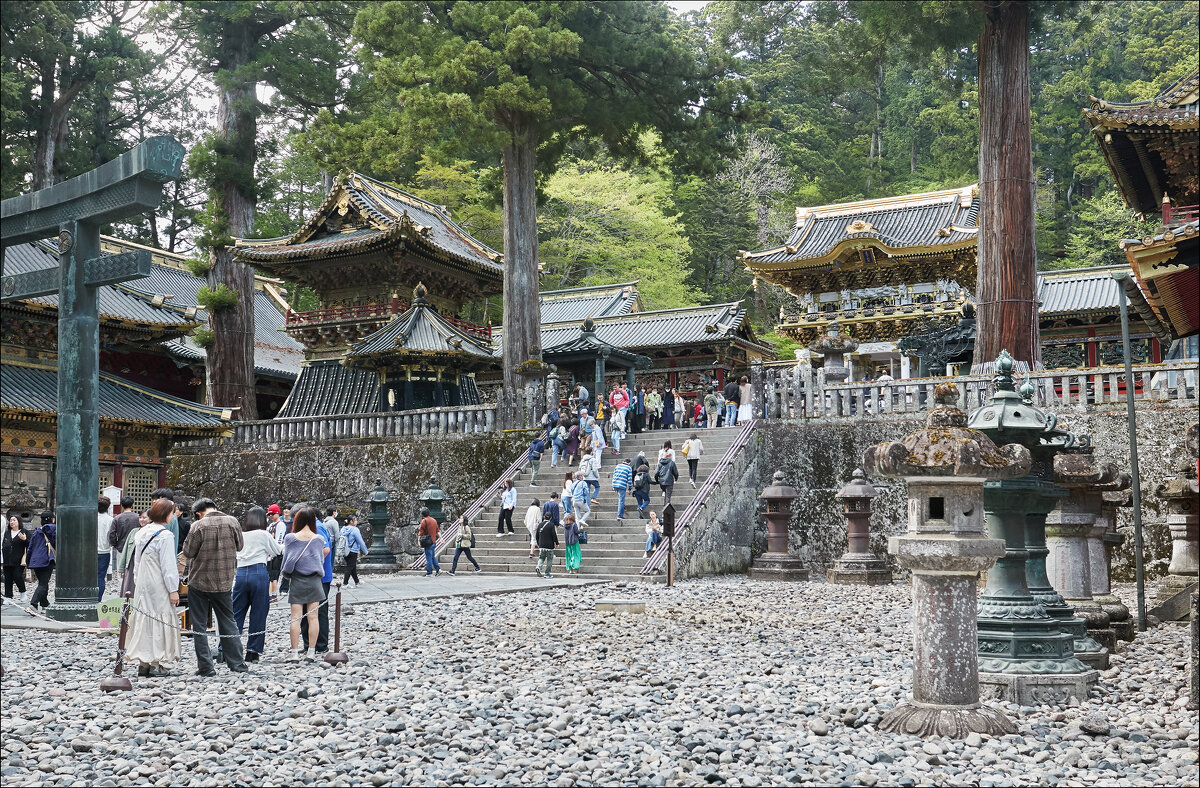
1;136;185;621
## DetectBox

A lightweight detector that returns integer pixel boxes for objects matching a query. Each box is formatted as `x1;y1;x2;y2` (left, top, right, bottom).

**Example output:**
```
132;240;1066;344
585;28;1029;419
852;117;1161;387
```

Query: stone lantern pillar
362;479;397;566
1045;451;1121;660
1096;486;1134;642
863;382;1029;737
1156;421;1199;605
810;321;857;385
967;352;1098;705
750;471;809;581
419;476;453;526
828;470;892;585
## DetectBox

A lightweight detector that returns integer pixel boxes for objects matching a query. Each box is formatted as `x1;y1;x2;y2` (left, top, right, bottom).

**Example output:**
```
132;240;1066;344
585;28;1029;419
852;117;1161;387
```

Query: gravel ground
1;576;1195;787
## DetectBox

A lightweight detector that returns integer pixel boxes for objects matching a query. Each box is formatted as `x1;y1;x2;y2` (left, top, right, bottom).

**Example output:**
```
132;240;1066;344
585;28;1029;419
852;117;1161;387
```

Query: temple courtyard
0;576;1195;787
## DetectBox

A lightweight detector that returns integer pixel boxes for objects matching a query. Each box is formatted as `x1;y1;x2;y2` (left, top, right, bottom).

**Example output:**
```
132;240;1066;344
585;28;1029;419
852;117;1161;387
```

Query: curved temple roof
346;287;496;368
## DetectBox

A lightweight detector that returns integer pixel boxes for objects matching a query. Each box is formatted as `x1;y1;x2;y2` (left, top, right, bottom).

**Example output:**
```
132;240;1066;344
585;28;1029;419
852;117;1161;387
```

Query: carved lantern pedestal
1156;422;1199;609
750;471;809;582
828;470;892;585
419;476;453;526
1097;488;1135;642
362;479;397;566
863;382;1026;738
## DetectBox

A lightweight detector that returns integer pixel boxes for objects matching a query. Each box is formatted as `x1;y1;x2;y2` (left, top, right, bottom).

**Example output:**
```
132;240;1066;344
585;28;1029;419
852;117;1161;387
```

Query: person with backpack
449;516;481;575
655;452;679;508
546;406;560;432
682;433;705;487
580;451;601;502
570;471;591;527
611;458;633;521
704;387;721;430
341;514;369;586
633;463;653;519
524;497;542;559
563;513;583;575
551;421;568;468
564;419;581;467
535;511;560;578
528;435;546;486
26;510;57;611
723;378;740;426
418;507;440;576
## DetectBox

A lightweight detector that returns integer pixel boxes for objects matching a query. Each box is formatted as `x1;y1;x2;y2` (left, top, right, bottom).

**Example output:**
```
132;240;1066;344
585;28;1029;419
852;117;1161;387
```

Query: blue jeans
634;489;650;511
725;402;738;426
424;545;440;575
562;495;572;516
552;440;564;466
615;487;628;518
232;563;270;656
97;552;110;602
612;431;622;452
586;479;600;500
645;531;662;551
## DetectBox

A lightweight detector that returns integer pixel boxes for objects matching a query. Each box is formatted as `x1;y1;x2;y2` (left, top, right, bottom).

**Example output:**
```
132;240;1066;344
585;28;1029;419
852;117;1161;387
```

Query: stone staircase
453;426;747;581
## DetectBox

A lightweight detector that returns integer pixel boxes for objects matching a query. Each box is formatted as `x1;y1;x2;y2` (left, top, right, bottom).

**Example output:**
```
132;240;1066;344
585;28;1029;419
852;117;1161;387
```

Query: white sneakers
287;650;300;661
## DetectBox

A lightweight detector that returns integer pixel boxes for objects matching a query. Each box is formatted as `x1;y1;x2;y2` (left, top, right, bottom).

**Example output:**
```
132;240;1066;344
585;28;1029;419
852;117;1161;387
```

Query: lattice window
124;466;156;512
99;467;114;495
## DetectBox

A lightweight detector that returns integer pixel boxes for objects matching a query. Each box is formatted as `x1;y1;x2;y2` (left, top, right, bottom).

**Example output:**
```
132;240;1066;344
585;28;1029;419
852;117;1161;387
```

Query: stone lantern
750;471;809;581
809;321;857;385
967;351;1098;704
1156;421;1199;608
1096;486;1135;642
419;476;453;526
2;481;42;527
828;470;892;585
362;479;397;566
863;381;1029;737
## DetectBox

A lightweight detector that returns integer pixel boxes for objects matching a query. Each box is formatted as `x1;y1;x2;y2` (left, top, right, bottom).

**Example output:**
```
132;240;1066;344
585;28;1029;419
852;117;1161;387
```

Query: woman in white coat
524;499;543;559
124;498;181;678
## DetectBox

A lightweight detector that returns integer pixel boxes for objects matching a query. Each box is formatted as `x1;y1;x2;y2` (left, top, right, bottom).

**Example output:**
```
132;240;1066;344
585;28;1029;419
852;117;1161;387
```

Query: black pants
188;588;245;673
29;566;53;608
451;548;479;573
300;582;330;651
688;458;699;482
343;552;359;585
632;412;644;433
497;508;514;534
648;414;660;430
3;564;26;598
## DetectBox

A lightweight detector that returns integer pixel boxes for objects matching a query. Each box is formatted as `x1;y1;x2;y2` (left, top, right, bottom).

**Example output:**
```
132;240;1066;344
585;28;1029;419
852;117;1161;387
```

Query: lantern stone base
978;670;1099;706
827;553;892;585
1072;603;1117;654
749;552;809;582
879;701;1015;738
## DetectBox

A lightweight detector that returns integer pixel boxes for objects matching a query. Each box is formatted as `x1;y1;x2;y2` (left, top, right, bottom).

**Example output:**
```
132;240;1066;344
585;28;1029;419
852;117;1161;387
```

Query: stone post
1156;422;1199;607
751;359;765;419
1097;487;1135;641
828;470;892;585
864;382;1027;738
749;471;809;581
967;353;1098;705
546;371;561;415
809;322;857;386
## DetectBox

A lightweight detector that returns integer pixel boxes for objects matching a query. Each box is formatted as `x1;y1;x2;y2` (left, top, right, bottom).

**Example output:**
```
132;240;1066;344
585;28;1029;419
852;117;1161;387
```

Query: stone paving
0;577;1195;787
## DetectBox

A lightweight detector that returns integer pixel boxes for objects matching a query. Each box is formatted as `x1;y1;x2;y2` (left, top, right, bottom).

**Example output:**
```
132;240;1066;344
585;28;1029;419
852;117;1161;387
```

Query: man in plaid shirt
183;499;248;677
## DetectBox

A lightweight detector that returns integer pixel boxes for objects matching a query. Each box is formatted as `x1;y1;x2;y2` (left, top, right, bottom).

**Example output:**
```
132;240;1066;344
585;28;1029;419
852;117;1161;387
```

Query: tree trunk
500;118;541;391
205;26;259;419
31;61;57;191
972;1;1040;372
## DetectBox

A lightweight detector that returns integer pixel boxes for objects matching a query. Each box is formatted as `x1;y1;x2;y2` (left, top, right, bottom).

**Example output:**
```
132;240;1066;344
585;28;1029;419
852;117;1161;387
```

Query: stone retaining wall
757;402;1195;581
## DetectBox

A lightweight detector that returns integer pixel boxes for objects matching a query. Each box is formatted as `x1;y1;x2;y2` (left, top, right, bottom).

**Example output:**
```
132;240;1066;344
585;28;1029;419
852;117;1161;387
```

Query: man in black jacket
107;497;140;555
535;514;559;578
722;380;740;426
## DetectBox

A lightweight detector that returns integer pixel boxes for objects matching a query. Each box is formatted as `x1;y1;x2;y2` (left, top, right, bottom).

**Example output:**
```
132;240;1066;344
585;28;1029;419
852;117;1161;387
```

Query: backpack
634;471;650;491
335;531;349;558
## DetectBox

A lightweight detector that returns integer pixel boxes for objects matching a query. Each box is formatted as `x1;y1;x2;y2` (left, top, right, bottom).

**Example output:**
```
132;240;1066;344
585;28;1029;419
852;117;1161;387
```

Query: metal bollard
323;581;349;665
100;593;133;692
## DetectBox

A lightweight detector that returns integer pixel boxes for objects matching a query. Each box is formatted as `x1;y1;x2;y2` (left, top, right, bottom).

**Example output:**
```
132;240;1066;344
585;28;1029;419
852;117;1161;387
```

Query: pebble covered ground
1;576;1196;787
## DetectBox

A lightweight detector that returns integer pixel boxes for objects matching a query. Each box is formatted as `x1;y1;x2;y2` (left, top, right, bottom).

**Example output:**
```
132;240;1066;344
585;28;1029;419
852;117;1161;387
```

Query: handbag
419;534;433;548
42;527;56;562
577;529;588;545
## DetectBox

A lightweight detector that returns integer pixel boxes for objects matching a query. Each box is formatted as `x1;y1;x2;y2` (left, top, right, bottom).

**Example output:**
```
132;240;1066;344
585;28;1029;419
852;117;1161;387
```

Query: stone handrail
754;360;1197;421
641;418;759;575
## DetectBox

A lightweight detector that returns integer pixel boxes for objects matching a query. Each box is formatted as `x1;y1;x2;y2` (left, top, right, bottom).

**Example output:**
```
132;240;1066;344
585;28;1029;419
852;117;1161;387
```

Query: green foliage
759;331;802;360
184;255;211;278
539;157;699;310
196;283;239;311
190;327;215;348
1055;192;1157;271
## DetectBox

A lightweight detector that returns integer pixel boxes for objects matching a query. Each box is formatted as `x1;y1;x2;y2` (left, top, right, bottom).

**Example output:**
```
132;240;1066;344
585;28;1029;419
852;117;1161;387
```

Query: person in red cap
266;504;286;599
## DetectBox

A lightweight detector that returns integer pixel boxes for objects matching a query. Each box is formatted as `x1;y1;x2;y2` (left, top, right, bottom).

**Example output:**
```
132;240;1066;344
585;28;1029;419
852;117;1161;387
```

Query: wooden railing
285;300;405;326
641;418;759;576
754;360;1198;421
1162;202;1198;226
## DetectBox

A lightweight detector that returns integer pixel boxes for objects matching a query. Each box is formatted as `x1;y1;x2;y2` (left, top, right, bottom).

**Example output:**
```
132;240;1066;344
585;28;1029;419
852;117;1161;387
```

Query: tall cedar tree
171;1;351;418
852;0;1082;371
353;1;745;389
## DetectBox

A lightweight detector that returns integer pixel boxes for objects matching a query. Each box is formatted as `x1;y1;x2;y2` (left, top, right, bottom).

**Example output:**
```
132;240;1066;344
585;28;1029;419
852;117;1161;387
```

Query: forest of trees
3;1;1196;356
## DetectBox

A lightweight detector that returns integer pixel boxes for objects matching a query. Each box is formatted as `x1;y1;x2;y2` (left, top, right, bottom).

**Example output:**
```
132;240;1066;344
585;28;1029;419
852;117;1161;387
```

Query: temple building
1085;67;1199;343
233;172;503;417
742;183;1178;378
1;236;302;511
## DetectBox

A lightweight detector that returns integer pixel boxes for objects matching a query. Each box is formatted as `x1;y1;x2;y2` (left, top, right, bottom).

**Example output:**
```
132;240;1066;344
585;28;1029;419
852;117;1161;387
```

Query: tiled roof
542;323;651;368
1;361;228;430
495;302;768;355
3;242;198;331
539;282;641;323
277;361;382;418
1036;266;1128;315
1083;69;1199;130
234;173;503;283
347;294;495;364
743;185;979;267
